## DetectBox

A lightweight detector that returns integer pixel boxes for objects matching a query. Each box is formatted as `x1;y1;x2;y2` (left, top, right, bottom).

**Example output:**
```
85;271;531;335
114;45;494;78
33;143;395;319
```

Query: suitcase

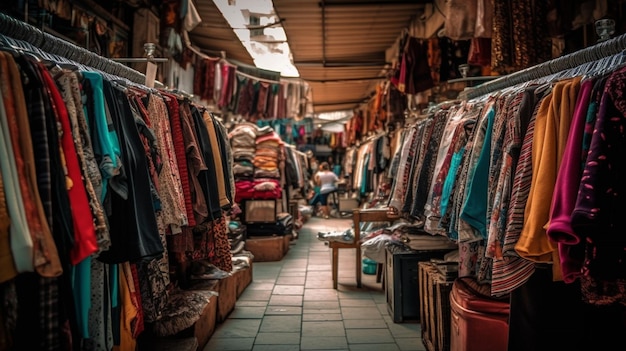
246;213;293;236
449;277;510;351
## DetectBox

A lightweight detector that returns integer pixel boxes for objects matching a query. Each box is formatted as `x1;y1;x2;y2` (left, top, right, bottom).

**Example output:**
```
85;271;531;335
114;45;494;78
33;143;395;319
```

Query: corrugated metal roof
274;0;428;114
188;0;255;65
189;0;429;115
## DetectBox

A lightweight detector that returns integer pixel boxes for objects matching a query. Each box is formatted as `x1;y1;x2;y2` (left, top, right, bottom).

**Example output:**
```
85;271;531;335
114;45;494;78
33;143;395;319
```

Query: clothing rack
459;32;626;100
0;12;150;86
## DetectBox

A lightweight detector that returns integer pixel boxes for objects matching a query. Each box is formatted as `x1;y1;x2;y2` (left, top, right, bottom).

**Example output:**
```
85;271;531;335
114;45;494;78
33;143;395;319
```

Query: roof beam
294;60;389;67
319;1;424;6
303;76;386;83
314;99;366;106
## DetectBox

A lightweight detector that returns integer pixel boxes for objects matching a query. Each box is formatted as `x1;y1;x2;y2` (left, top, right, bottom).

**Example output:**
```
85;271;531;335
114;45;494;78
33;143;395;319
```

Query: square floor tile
268;295;303;306
273;285;305;295
229;306;266;319
343;318;388;329
306;280;334;289
254;332;300;345
385;320;421;338
348;343;400;351
252;345;300;351
276;276;306;285
303;301;340;309
203;337;254;351
302;312;343;321
346;328;395;344
265;306;302;315
300;336;348;350
302;321;346;337
303;288;338;301
339;298;377;307
247;283;275;291
396;337;427;351
238;289;272;301
211;319;261;338
259;315;302;333
341;306;383;320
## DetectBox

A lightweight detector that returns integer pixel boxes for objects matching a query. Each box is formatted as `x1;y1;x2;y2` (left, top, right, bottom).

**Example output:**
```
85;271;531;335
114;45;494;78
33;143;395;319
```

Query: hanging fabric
0;13;238;351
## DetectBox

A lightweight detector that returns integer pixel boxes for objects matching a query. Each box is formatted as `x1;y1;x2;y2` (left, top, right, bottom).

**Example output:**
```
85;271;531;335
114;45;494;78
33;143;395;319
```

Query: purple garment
572;68;626;279
571;67;626;306
546;78;592;283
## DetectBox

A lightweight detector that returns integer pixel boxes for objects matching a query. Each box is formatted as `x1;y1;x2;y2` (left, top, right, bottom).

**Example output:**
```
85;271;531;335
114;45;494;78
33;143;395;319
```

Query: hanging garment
444;0;477;40
97;80;163;264
203;111;230;209
162;92;196;227
190;105;222;221
180;102;210;225
29;58;83;274
571;67;626;306
545;78;594;284
56;69;111;253
516;77;581;282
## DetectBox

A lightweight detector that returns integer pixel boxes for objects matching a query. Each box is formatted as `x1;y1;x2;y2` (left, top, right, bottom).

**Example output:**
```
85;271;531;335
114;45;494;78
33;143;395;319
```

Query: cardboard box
245;236;285;262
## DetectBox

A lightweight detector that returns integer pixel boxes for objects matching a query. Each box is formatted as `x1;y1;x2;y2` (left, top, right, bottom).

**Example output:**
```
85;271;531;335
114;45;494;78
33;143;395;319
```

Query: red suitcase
449;277;510;351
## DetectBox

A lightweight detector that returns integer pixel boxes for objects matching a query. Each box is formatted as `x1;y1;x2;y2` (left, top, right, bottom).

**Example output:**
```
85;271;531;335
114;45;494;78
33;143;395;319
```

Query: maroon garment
236;77;253;117
276;83;287;119
398;37;434;94
162;92;196;227
234;178;282;203
219;64;235;109
256;82;270;116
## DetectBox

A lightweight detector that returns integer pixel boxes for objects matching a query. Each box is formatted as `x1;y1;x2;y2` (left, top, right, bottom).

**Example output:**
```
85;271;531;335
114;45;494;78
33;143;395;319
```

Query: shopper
309;162;339;219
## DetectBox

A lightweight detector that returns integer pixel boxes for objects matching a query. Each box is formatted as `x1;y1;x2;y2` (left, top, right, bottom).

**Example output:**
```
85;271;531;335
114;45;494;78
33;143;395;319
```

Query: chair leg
356;247;362;288
376;263;383;283
332;247;339;289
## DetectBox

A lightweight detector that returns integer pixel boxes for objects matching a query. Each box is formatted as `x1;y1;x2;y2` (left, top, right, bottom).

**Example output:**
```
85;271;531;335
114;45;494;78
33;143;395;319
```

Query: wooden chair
330;208;397;289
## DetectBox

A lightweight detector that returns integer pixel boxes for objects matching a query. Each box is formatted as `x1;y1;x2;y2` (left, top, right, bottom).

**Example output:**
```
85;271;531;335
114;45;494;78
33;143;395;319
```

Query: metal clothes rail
459;32;626;100
0;12;148;85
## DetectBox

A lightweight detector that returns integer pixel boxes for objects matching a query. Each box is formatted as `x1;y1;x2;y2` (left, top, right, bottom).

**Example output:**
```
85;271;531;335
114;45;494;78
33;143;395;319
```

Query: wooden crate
420;262;437;351
435;276;454;351
233;261;253;299
153;337;198;351
245;236;285;262
215;275;237;323
194;294;217;350
419;261;454;351
283;233;293;254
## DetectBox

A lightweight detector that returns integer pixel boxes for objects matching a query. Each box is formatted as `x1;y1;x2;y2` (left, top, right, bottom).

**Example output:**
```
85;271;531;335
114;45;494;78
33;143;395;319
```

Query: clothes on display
229;123;284;203
0;18;246;350
193;56;310;125
383;34;626;350
343;132;392;201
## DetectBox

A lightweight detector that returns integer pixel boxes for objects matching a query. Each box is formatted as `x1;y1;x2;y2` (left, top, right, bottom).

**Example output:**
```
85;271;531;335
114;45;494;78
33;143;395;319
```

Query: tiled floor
204;216;426;351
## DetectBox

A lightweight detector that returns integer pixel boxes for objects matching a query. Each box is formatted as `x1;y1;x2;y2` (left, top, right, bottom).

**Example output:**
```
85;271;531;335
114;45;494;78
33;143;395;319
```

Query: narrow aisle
204;217;425;351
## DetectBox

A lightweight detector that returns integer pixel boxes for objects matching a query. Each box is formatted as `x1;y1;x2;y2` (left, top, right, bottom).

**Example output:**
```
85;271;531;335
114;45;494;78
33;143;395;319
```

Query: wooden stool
330;208;396;289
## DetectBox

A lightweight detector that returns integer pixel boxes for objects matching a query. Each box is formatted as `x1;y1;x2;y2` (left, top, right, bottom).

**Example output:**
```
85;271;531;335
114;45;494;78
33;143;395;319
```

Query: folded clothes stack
228;220;246;255
317;228;356;243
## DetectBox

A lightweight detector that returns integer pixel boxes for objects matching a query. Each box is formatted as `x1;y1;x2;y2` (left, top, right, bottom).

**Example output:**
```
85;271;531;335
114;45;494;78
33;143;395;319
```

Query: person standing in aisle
309;162;339;219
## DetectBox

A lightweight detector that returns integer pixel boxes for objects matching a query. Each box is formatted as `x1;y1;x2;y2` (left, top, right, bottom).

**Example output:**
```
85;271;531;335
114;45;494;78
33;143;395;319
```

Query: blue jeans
309;192;329;206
